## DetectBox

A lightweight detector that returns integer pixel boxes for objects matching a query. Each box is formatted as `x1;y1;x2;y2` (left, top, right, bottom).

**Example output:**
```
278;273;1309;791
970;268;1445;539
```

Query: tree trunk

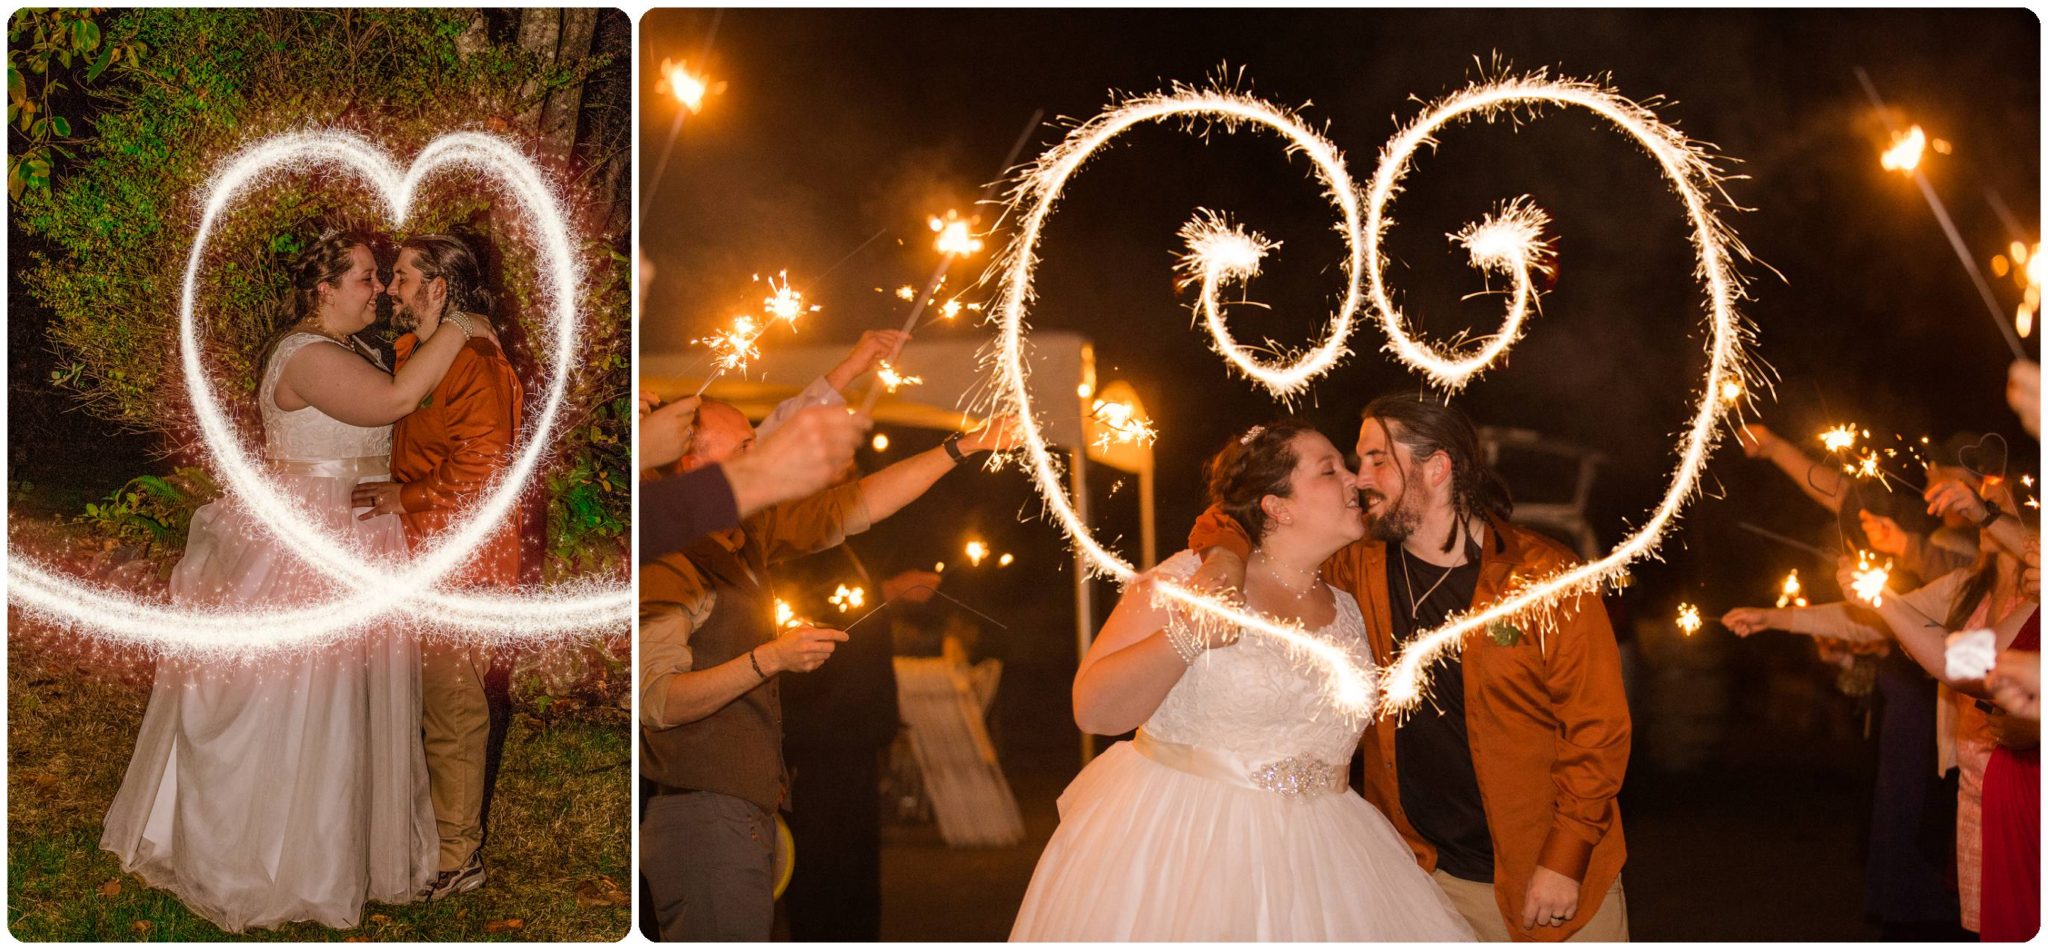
537;8;597;166
514;8;561;133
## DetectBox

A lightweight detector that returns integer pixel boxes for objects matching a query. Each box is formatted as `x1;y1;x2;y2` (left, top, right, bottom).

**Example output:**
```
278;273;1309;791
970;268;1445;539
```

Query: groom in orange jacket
354;233;524;901
1190;394;1630;942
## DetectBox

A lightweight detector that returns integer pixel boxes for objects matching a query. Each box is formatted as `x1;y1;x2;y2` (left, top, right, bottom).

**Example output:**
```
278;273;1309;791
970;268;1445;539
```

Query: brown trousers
422;639;491;870
1434;870;1630;942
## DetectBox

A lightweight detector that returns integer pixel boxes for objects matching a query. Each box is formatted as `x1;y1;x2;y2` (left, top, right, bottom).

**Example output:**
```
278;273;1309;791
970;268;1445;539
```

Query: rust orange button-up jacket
1193;513;1631;941
391;332;524;588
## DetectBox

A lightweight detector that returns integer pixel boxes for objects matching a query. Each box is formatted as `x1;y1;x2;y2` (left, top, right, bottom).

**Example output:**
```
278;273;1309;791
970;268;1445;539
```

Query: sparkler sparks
1880;124;1927;173
930;209;984;257
1849;551;1894;607
1718;378;1746;405
895;285;917;301
998;553;1015;567
759;270;818;325
1819;425;1860;453
1676;603;1703;636
829;584;867;613
6;130;631;655
965;540;989;567
874;361;923;393
661;58;712;114
1776;569;1808;609
696;315;765;373
1088;398;1159;451
981;71;1757;718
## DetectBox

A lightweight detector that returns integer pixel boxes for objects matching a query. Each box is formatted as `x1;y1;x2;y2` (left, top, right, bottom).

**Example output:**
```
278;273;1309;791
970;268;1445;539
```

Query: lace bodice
259;333;394;462
1141;551;1376;768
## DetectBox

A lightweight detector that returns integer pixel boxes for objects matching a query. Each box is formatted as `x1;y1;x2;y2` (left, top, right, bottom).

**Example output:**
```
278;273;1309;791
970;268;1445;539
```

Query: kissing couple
1012;396;1634;942
100;230;524;932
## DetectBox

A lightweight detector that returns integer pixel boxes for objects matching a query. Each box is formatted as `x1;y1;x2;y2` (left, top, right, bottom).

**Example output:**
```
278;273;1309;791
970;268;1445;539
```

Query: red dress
1979;608;2040;941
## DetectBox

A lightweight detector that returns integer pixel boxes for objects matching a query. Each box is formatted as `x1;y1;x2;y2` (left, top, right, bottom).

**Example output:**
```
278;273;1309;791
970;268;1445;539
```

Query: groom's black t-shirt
1386;542;1495;883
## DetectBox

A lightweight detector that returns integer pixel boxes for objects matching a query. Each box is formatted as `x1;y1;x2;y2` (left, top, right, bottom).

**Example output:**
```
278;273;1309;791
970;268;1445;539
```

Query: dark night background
640;9;2039;941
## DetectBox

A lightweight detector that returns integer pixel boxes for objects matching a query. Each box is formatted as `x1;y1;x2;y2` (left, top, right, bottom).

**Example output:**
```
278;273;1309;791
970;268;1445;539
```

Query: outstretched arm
1738;423;1849;514
855;416;1015;523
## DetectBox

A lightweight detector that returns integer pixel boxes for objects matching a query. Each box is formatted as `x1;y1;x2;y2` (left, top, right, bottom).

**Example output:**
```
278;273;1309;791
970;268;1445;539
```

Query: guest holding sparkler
636;397;869;559
1723;466;2039;938
636;399;1016;941
1733;423;1991;937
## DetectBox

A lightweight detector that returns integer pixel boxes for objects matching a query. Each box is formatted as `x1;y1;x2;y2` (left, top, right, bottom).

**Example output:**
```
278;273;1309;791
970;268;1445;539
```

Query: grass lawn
7;617;632;942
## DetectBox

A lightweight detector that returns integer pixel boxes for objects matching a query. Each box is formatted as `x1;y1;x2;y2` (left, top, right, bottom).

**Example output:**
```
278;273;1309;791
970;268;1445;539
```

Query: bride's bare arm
1072;575;1199;736
275;329;468;427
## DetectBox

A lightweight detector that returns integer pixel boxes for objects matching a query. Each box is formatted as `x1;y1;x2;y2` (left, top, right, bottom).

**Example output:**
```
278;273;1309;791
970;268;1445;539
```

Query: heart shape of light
9;130;632;654
984;72;1757;717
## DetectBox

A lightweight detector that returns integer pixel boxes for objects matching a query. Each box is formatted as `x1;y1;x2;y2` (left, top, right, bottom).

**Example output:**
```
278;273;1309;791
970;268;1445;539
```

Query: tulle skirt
99;470;437;933
1011;740;1475;941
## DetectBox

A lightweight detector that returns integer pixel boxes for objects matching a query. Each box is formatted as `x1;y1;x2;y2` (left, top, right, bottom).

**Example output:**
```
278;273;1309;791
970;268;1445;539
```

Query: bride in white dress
1011;419;1474;941
99;232;472;932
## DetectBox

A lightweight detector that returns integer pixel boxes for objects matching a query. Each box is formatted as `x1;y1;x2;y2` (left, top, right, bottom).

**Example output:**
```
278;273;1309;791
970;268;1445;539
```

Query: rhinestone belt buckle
1250;753;1343;797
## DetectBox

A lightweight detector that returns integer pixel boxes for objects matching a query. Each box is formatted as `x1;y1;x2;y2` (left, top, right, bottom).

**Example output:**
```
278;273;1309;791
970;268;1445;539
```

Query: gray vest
640;535;786;814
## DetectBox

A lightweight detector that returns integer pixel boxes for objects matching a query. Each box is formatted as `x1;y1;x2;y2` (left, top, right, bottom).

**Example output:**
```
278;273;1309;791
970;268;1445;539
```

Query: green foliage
6;8;146;198
75;467;217;565
16;9;630;575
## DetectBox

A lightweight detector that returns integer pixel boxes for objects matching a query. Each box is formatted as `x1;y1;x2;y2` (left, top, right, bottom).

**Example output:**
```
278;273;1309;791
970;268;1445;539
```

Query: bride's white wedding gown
100;332;437;932
1010;551;1475;941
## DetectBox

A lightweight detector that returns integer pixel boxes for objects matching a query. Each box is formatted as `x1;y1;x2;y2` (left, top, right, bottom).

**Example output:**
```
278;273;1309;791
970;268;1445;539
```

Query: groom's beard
389;293;435;332
1364;486;1423;543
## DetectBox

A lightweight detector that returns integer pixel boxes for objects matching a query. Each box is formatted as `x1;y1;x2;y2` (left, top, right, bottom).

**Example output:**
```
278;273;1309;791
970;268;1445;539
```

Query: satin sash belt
270;455;392;482
1131;729;1346;798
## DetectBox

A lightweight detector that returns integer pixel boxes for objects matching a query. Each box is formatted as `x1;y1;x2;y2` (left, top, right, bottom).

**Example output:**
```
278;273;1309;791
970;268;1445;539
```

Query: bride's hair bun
289;228;378;319
1203;418;1316;542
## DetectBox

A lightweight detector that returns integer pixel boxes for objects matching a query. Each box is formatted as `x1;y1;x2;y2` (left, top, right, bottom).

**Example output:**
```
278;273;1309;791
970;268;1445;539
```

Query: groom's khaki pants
1434;870;1630;942
422;639;491;870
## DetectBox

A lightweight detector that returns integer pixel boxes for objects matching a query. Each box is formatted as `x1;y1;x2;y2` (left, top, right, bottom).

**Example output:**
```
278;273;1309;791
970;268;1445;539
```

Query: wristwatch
943;431;973;464
1978;499;2004;529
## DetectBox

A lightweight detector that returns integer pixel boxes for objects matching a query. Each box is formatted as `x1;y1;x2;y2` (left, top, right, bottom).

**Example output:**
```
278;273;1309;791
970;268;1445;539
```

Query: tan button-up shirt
638;478;871;729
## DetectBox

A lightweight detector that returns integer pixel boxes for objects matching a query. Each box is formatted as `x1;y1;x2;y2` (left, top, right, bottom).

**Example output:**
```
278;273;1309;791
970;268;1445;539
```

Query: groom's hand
1520;864;1579;930
353;482;409;520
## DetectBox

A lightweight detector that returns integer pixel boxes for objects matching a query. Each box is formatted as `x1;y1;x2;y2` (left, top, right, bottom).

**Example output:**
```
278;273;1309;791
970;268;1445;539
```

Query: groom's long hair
400;233;496;319
1360;394;1514;554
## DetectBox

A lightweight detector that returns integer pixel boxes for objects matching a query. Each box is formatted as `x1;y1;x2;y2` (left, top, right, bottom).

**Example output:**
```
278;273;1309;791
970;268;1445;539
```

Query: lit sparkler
1848;550;1894;607
1776;569;1808;609
1718;378;1745;405
871;433;890;452
998;553;1015;567
980;71;1757;717
873;360;923;393
7;130;631;655
696;315;764;373
760;270;818;325
1855;69;2027;360
1818;424;1860;454
1088;398;1158;451
965;540;989;567
930;209;985;257
829;584;867;613
774;598;813;630
1880;125;1926;174
1676;603;1703;637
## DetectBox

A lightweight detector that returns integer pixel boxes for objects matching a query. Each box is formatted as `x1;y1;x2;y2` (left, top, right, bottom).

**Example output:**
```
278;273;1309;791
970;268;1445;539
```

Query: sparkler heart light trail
8;130;633;656
981;71;1759;718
